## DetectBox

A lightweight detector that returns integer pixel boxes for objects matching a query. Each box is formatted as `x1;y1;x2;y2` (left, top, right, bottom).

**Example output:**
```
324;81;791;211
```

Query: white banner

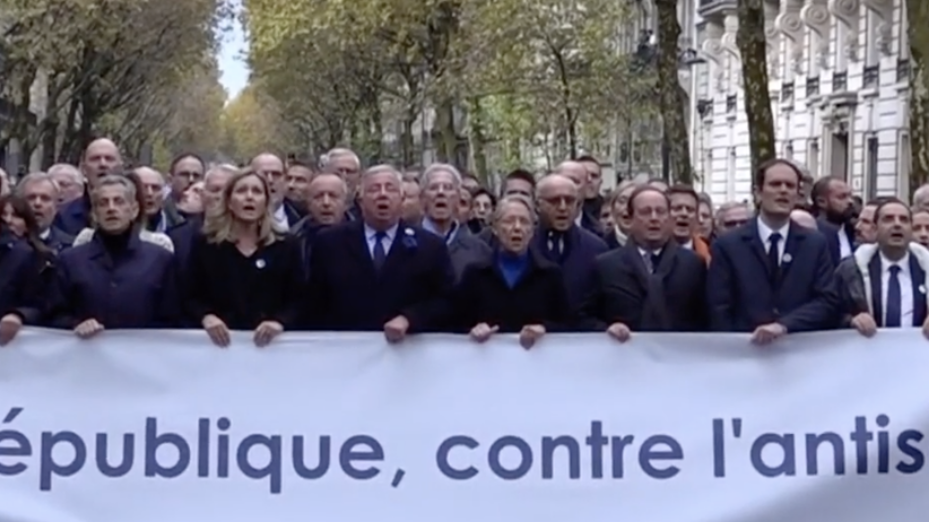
0;328;928;521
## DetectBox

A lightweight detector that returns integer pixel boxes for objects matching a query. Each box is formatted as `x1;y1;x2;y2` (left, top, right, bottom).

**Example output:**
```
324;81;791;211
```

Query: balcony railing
725;95;737;113
897;59;911;83
832;71;847;92
781;82;794;103
697;0;736;17
863;65;880;88
805;76;820;97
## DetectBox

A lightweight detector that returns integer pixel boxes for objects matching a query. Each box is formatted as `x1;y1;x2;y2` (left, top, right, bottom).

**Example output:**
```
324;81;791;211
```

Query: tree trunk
467;97;488;179
736;0;776;174
908;0;929;194
435;98;457;165
655;0;694;184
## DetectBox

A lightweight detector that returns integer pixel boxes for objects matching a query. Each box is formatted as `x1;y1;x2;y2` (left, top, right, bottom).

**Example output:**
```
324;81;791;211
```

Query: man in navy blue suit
707;158;838;344
307;164;454;342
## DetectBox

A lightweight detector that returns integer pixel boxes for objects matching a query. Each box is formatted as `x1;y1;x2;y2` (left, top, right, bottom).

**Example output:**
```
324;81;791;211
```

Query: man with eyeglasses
533;174;607;316
714;201;751;237
322;148;363;221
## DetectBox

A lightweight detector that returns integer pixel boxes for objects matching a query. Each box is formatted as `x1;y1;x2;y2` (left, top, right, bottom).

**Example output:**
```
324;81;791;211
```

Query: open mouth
890;231;905;240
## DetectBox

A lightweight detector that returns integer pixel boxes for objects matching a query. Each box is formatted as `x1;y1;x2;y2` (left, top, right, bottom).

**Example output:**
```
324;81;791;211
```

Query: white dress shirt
880;252;914;327
681;239;694;250
838;228;853;259
273;204;289;231
756;217;790;264
365;223;399;258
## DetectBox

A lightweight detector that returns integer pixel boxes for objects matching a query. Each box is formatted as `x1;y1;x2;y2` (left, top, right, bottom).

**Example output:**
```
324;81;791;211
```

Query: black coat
185;234;304;330
167;215;203;287
531;224;608;315
41;227;74;253
53;191;92;236
47;232;179;329
289;216;334;283
707;218;839;332
0;233;45;323
583;240;707;332
452;249;571;333
307;221;454;332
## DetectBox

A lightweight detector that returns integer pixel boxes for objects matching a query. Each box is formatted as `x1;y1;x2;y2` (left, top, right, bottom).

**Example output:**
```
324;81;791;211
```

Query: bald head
790;208;817;229
134;166;166;216
554;161;588;188
537;173;578;197
250;153;286;205
82;138;122;184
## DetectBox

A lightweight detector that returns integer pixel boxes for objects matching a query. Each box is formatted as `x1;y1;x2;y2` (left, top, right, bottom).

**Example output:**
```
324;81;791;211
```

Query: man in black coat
532;174;608;315
307;165;454;341
583;185;706;340
708;158;838;343
812;175;857;266
289;172;348;282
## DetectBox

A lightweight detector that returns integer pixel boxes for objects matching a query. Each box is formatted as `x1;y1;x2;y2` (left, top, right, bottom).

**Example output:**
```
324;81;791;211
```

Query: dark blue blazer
42;227;74;253
47;233;180;329
816;218;855;267
707;218;839;332
0;234;44;323
167;215;203;286
531;224;608;314
53;193;92;237
307;220;454;332
865;254;928;327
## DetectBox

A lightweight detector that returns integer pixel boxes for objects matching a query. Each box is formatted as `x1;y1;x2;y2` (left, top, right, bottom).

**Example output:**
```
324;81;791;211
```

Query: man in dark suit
708;158;838;343
812;175;856;266
584;185;707;341
307;164;454;341
290;172;348;282
419;163;491;282
533;173;608;315
554;160;602;235
835;198;929;337
135;167;185;233
54;138;124;236
18;172;73;253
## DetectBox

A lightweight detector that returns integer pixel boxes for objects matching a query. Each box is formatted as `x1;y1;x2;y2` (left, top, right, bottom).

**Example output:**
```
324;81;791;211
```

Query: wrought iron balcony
725;95;737;113
698;0;737;17
781;82;794;103
832;72;847;92
805;76;820;97
863;65;880;89
697;98;714;118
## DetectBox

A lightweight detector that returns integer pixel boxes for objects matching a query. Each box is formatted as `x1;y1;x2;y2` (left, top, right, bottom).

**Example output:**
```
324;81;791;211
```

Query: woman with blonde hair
185;168;304;348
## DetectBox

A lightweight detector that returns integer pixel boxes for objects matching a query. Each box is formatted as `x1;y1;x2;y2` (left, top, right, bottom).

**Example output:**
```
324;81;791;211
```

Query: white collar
757;216;790;243
39;228;50;240
880;251;910;275
364;223;399;240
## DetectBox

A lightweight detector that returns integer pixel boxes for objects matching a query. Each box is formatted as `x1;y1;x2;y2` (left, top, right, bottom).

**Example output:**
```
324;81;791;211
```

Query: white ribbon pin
782;253;792;264
256;259;266;269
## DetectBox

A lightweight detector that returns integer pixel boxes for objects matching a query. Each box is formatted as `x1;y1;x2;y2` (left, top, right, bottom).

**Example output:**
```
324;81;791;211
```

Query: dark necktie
767;232;782;271
372;231;387;271
548;231;564;260
886;265;902;327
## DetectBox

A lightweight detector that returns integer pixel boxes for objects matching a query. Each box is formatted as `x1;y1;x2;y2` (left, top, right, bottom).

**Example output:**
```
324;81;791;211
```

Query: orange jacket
692;235;711;265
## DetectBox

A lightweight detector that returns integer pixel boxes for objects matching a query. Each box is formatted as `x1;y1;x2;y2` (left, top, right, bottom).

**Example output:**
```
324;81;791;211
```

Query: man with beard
811;175;857;266
835;199;929;338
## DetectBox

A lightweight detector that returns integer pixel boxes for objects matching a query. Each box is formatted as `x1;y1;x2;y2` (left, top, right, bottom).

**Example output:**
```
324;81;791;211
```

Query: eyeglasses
723;219;748;228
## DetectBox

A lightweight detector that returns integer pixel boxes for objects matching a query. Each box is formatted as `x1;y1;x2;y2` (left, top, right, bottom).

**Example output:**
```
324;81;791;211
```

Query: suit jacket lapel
346;221;377;277
910;255;927;327
868;254;883;326
740;220;771;278
380;227;410;277
779;226;805;282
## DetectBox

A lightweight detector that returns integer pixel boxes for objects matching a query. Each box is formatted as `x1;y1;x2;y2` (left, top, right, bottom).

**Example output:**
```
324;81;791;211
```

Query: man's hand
384;315;410;344
519;324;546;349
606;322;631;343
0;314;23;346
74;319;104;339
751;322;787;345
851;313;878;338
254;321;284;347
469;323;498;343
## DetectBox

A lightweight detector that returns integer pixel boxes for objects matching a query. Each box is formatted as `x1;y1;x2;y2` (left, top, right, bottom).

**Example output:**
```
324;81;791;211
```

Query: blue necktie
372;231;387;271
886;265;902;327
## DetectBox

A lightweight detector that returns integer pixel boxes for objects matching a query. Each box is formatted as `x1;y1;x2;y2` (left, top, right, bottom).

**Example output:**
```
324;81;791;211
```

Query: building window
863;65;880;88
897;59;911;83
865;136;878;200
900;132;911;197
726;95;737;113
805;76;820;97
832;71;847;92
781;82;794;103
808;138;820;177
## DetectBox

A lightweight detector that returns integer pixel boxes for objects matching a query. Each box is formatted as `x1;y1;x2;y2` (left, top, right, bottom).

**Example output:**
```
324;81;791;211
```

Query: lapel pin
782;253;792;264
256;259;266;269
920;285;926;295
404;228;414;236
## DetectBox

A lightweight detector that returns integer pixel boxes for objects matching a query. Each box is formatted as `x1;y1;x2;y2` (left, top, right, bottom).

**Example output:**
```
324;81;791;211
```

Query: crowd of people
0;136;926;348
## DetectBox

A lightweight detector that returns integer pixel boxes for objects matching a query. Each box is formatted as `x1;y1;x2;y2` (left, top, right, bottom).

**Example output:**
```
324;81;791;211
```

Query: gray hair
715;201;749;226
322;148;361;169
47;163;83;184
92;175;137;203
363;164;403;185
16;172;60;196
913;184;929;207
421;163;462;189
204;163;239;184
494;194;536;222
